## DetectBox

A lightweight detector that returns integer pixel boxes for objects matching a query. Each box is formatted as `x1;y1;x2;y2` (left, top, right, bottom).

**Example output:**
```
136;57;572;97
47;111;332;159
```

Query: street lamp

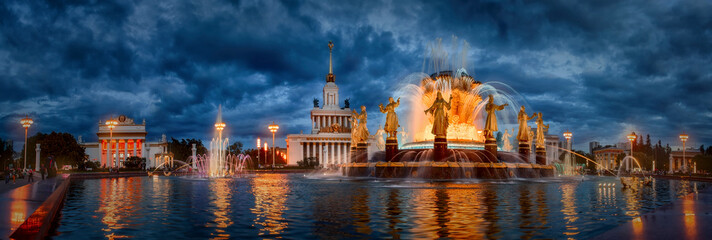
563;130;572;174
105;119;118;168
20;115;33;170
627;132;636;171
257;138;261;168
268;122;279;169
215;122;226;139
680;133;689;173
263;143;268;167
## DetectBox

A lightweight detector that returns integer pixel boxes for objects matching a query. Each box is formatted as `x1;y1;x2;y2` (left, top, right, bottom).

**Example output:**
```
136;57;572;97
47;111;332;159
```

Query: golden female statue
484;95;508;138
352;106;369;143
535;112;549;146
517;106;536;142
424;91;452;137
350;109;360;146
379;97;400;138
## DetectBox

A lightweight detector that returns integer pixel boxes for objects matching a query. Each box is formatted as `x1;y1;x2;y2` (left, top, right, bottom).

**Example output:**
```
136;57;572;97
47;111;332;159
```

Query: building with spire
285;42;372;167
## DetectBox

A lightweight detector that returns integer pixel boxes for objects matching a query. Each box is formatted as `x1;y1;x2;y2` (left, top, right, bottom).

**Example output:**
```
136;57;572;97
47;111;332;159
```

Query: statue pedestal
535;146;546;165
350;147;357;163
353;142;368;163
519;143;530;163
484;137;498;160
386;137;398;162
434;136;448;162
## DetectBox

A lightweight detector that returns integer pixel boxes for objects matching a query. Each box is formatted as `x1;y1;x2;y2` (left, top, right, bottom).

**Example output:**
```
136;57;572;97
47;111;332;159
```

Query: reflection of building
80;115;168;168
593;147;624;171
286;43;373;167
669;148;701;173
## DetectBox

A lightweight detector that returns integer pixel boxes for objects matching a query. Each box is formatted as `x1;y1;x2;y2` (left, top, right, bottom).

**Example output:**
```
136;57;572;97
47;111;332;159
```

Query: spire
326;41;335;82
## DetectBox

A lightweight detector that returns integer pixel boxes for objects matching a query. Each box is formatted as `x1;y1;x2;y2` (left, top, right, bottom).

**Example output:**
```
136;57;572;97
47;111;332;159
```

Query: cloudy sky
1;0;711;151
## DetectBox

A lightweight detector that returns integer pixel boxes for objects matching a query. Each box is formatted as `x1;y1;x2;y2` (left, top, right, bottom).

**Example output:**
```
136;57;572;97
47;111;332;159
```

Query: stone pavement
0;174;41;194
594;185;712;240
0;176;66;238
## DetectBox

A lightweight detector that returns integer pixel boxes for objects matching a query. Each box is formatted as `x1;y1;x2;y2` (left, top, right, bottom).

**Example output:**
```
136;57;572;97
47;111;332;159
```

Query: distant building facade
80;115;169;168
593;146;624;171
286;44;374;167
669;148;701;173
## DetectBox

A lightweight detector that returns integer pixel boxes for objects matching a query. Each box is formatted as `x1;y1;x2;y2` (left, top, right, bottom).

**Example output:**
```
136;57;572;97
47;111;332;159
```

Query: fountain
193;105;251;178
343;38;555;179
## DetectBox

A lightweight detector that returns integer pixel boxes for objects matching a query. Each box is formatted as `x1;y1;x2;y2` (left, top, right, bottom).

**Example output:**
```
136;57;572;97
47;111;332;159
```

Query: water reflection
560;183;579;237
385;189;402;238
53;176;709;240
251;174;289;237
207;179;233;239
98;178;142;239
351;187;372;235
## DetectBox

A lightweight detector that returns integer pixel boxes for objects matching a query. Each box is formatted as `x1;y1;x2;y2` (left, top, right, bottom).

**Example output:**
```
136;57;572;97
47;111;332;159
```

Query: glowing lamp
563;131;572;141
214;122;226;131
679;133;688;143
21;116;33;129
268;122;279;133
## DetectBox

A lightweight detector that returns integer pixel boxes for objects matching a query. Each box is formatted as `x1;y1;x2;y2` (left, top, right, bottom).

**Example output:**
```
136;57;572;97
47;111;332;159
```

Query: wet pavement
0;176;65;238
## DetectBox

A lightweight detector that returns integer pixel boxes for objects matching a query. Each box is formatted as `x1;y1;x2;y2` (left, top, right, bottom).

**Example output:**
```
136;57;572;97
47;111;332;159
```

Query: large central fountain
343;38;555;179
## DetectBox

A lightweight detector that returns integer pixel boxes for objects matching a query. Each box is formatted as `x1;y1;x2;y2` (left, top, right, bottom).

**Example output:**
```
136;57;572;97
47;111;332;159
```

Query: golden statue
352;106;369;143
535;112;549;147
483;95;508;138
379;97;401;138
424;91;452;137
350;109;360;146
517;106;536;142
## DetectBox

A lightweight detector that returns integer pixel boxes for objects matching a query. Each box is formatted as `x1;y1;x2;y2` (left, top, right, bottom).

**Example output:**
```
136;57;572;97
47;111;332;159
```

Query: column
101;140;106;167
337;142;341;164
35;144;40;171
329;142;333;166
133;140;137;157
123;140;128;166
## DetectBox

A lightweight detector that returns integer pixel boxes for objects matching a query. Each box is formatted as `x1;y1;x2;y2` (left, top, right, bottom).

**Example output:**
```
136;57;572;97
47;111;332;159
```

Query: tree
124;156;145;169
168;138;207;162
227;141;244;155
25;132;85;168
0;138;15;169
700;145;705;156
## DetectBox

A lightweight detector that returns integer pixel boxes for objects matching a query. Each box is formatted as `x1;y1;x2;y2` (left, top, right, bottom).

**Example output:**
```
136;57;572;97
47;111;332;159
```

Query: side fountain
193;105;251;178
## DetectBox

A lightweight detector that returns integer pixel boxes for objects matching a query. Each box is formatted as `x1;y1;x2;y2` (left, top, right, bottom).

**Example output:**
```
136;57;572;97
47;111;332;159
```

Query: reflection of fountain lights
251;174;289;236
409;187;438;239
207;179;233;239
560;184;579;236
98;178;142;239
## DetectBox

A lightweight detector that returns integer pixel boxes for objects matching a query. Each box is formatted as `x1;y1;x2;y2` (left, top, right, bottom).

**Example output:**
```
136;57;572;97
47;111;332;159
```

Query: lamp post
105;119;118;168
627;132;636;171
563;130;572;175
263;143;268;167
679;133;688;173
20;115;33;170
257;138;261;168
268;122;279;169
215;122;226;139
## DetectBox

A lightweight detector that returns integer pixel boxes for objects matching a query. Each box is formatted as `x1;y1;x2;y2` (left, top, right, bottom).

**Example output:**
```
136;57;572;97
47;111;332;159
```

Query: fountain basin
343;161;554;179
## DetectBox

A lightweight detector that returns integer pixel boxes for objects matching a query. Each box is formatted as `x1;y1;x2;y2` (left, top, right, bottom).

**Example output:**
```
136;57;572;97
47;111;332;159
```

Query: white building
286;43;374;167
80;115;169;168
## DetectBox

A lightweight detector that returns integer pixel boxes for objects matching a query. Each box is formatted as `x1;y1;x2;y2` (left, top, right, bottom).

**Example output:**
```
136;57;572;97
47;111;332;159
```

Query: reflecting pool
51;175;705;239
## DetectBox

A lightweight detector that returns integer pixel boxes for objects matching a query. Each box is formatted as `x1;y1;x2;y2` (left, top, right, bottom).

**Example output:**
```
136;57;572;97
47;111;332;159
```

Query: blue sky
1;0;711;151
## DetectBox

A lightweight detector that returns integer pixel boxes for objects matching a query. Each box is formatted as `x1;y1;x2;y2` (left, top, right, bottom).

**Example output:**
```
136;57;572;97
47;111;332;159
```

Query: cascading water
192;105;251;178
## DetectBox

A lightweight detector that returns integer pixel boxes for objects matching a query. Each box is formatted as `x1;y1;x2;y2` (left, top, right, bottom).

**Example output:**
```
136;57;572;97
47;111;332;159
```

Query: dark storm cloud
1;0;711;150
